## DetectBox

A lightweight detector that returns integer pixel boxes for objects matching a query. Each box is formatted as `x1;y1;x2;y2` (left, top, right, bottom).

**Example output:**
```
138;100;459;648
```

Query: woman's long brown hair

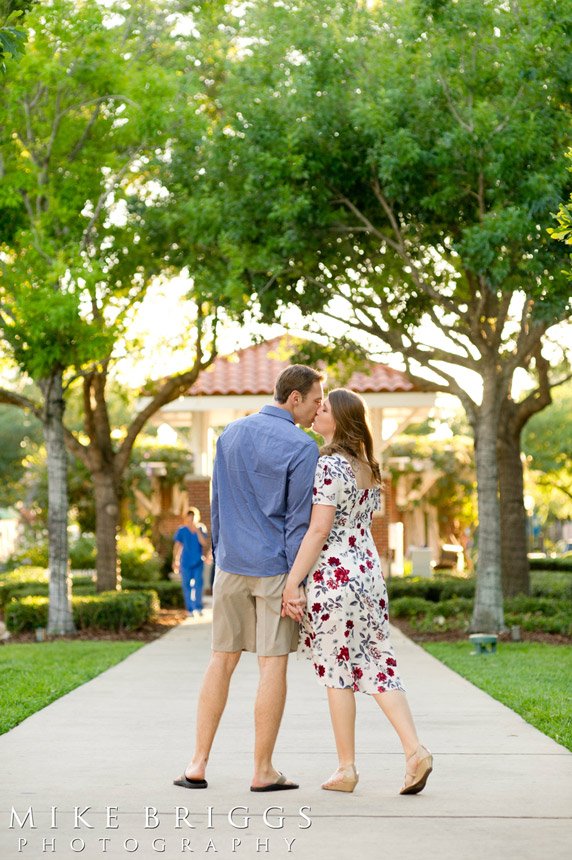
321;388;381;484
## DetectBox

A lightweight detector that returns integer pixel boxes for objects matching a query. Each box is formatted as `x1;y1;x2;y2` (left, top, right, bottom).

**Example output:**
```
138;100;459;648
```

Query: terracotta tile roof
189;337;425;396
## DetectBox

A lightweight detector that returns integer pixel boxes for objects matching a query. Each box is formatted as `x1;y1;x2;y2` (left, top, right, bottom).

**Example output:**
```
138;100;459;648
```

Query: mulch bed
1;609;189;645
391;618;572;646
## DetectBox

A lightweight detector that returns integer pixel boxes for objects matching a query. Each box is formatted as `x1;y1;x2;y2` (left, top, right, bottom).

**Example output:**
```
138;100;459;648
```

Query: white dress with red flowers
298;454;404;695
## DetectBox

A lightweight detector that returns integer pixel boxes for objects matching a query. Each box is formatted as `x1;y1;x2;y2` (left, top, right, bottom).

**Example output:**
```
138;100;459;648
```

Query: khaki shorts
212;568;299;656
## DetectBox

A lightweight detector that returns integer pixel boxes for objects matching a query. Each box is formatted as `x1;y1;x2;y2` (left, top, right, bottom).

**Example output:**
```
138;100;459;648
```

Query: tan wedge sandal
321;764;359;793
400;744;433;795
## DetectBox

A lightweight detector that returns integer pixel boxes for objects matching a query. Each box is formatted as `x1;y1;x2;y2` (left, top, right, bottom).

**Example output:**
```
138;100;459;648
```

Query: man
173;508;209;616
174;364;324;792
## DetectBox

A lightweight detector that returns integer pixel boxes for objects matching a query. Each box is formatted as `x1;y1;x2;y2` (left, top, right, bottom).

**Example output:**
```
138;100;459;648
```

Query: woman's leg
372;689;432;791
372;689;419;758
326;687;357;767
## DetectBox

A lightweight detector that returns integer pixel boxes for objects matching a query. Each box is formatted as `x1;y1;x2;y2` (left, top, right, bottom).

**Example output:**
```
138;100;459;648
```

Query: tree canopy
176;0;572;629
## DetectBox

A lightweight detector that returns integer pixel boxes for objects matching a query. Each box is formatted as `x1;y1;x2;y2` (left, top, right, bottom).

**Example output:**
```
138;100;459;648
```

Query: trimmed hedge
5;590;159;633
389;592;572;636
121;579;184;609
530;571;572;599
0;568;95;610
529;556;572;572
0;566;183;611
387;576;475;602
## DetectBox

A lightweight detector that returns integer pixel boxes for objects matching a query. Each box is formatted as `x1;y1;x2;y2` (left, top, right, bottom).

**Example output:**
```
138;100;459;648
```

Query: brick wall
371;476;399;571
185;476;212;532
152;478;212;560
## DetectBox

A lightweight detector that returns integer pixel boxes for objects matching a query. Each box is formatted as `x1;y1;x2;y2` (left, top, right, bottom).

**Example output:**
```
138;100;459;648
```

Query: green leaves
0;0;196;382
0;9;26;73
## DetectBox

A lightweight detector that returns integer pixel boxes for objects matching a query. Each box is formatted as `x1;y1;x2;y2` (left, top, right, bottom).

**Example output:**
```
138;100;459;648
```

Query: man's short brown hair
274;365;324;403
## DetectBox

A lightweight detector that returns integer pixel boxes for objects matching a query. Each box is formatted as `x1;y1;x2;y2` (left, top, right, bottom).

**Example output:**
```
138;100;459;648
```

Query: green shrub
412;614;469;634
6;543;49;569
72;590;159;631
389;591;571;636
530;571;572;599
504;596;572;636
387;575;475;602
529;556;572;572
505;611;572;636
390;596;435;619
0;568;96;609
121;579;184;609
5;590;159;633
0;567;48;609
0;566;48;585
433;597;473;617
505;596;567;616
437;579;475;600
118;534;162;582
5;596;49;632
5;533;163;580
70;536;97;569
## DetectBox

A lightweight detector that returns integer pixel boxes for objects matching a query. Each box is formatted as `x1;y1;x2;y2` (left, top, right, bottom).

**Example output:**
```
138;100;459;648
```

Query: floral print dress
298;454;405;695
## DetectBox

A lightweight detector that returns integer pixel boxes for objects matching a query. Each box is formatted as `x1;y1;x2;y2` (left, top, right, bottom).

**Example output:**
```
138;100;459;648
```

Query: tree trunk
498;427;530;597
41;370;75;635
93;467;121;592
470;398;505;633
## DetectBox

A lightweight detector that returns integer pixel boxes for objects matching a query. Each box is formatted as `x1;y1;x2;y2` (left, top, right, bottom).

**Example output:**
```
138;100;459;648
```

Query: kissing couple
174;364;432;795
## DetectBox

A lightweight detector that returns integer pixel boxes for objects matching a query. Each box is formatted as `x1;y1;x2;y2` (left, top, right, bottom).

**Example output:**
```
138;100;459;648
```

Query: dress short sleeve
312;456;340;508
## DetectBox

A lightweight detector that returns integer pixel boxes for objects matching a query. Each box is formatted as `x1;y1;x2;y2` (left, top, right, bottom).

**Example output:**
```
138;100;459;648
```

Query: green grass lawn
0;640;144;734
423;642;572;751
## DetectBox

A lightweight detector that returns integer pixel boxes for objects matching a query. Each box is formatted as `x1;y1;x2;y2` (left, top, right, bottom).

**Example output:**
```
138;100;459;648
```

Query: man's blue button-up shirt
211;405;319;576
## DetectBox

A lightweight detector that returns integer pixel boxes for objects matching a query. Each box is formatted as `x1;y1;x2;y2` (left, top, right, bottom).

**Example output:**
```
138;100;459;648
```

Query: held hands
281;582;306;622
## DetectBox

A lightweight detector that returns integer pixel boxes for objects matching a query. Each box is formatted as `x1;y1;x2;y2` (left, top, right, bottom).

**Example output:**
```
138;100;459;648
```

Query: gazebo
151;337;437;571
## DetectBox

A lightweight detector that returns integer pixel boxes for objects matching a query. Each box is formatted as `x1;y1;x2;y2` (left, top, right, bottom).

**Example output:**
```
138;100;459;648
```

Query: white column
369;407;383;465
190;411;210;477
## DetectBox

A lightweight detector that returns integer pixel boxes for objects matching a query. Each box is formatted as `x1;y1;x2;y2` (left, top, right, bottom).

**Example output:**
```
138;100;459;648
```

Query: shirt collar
260;404;295;424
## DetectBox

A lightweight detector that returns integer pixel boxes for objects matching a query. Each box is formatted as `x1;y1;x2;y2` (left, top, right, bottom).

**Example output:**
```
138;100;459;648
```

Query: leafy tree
0;0;219;621
523;379;572;518
386;429;477;554
0;1;31;72
0;399;42;507
183;0;572;630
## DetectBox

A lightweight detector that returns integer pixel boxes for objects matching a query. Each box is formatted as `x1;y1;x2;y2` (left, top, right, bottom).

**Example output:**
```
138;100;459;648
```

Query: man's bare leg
183;650;241;780
251;654;296;788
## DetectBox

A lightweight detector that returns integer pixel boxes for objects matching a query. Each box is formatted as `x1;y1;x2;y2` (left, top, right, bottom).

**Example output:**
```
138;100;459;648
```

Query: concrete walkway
1;613;571;860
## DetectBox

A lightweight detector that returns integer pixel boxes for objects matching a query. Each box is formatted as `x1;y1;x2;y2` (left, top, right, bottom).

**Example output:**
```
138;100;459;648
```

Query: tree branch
0;387;42;420
115;309;217;476
438;75;474;133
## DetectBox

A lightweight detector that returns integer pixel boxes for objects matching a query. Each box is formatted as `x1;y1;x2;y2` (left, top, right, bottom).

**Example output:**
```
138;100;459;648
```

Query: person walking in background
174;365;324;792
173;508;209;617
282;389;433;796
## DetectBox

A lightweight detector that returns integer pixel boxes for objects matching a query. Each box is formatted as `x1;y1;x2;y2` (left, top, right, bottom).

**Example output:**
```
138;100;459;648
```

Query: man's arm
210;446;220;556
283;444;319;570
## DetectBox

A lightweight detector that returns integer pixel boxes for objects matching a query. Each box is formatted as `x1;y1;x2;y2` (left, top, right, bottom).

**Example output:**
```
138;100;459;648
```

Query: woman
282;389;432;794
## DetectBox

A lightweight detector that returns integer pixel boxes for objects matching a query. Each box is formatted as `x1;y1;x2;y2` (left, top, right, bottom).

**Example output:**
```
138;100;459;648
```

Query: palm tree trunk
41;370;75;635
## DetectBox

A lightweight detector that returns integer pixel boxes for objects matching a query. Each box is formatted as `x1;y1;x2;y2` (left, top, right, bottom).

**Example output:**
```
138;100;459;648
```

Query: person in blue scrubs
173;508;209;615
